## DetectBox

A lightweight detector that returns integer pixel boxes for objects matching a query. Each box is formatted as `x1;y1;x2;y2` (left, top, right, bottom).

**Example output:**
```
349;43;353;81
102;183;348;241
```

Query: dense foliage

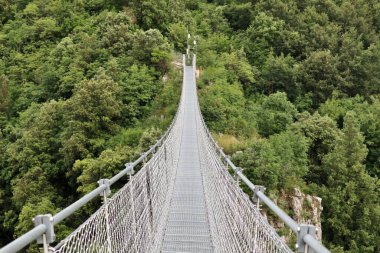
0;0;379;252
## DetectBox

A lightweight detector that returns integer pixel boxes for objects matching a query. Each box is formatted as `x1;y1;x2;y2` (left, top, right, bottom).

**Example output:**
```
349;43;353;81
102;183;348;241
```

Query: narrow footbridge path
160;60;213;252
0;55;330;253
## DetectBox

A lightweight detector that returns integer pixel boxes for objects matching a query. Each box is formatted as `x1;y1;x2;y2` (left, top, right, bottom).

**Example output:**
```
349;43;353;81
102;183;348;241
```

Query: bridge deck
160;64;213;253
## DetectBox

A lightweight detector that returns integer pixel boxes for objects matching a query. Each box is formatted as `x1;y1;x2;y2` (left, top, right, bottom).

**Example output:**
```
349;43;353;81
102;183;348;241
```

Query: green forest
0;0;379;252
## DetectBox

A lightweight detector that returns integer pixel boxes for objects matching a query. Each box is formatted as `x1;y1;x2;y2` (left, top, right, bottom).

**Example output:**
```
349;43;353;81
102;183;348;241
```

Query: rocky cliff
262;188;323;243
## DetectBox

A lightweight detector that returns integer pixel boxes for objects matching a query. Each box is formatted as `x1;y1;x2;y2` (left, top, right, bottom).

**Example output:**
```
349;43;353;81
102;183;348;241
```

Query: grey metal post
125;164;138;251
143;153;154;232
252;186;265;253
219;147;223;159
164;143;169;186
98;179;112;253
252;185;265;209
33;214;55;253
164;143;167;161
297;224;316;253
234;167;242;187
98;179;111;199
224;155;229;167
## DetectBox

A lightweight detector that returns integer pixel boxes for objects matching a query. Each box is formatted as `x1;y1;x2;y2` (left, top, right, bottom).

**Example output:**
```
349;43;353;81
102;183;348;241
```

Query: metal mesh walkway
160;65;213;252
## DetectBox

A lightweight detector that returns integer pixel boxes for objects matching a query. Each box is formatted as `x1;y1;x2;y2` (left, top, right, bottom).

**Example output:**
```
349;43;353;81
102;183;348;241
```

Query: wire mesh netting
197;113;293;253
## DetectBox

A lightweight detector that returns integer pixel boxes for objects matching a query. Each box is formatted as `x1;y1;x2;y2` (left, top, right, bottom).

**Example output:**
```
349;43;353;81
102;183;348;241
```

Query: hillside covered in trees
0;0;380;252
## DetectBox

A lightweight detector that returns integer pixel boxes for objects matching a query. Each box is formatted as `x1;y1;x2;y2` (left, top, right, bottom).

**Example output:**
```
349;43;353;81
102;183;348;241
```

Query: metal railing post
98;179;112;253
251;186;265;253
219;147;223;159
234;167;242;187
296;224;317;253
164;143;167;161
224;155;229;167
163;143;169;185
252;185;265;209
143;153;154;232
125;164;138;252
33;214;55;253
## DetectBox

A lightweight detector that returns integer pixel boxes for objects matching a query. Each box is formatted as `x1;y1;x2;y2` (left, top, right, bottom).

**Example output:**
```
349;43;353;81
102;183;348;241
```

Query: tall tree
256;92;297;137
199;80;246;135
234;130;309;192
297;50;344;107
321;111;380;252
118;64;159;124
129;0;184;31
259;53;298;100
291;112;341;185
320;96;380;177
242;12;286;66
62;70;122;167
130;29;172;73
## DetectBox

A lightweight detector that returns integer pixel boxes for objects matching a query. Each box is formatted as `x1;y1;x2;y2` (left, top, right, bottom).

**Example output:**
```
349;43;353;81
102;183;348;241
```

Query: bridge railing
200;115;331;253
191;53;330;253
199;114;330;253
0;77;184;253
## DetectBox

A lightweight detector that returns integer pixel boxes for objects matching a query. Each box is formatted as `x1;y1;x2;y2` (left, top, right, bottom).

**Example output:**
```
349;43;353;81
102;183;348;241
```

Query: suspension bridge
0;55;330;253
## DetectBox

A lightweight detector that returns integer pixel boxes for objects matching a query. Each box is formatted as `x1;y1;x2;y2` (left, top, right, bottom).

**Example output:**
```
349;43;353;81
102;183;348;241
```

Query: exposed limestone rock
262;188;323;242
287;188;323;240
196;69;200;79
163;73;169;83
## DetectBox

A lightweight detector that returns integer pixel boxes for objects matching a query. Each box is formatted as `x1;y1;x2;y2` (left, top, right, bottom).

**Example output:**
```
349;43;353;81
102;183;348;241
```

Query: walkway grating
160;65;213;253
